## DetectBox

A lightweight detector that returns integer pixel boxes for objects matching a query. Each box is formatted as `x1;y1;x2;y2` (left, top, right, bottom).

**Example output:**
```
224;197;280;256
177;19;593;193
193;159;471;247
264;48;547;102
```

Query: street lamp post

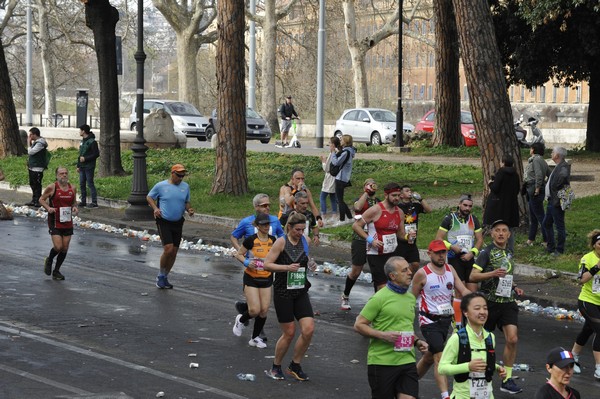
125;0;152;220
395;0;405;148
25;0;33;126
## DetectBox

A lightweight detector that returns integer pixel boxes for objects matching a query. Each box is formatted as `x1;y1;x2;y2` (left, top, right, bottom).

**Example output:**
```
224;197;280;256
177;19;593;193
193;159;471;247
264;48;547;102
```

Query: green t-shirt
359;287;416;366
578;251;600;305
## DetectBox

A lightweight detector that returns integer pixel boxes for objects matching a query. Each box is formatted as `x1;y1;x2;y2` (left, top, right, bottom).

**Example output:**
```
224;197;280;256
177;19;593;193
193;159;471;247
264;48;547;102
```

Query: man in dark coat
483;154;520;252
543;147;571;255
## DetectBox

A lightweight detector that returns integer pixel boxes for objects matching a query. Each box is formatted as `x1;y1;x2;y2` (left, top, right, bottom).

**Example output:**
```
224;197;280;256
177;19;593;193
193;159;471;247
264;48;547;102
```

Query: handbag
557;185;575;211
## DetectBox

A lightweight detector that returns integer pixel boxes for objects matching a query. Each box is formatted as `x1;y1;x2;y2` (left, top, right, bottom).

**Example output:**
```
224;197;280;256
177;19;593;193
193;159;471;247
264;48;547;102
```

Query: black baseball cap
546;347;575;368
255;213;271;225
491;219;508;229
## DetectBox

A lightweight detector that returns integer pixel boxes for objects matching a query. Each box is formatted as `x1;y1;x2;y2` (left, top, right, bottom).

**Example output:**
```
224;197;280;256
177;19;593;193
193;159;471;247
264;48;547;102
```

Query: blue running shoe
163;276;173;289
500;378;522;394
156;275;166;289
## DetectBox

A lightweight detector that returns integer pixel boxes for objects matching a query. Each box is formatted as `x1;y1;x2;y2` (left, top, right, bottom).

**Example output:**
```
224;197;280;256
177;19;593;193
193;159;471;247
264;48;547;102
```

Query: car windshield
164;102;203;117
246;108;261;118
461;112;473;124
371;110;396;122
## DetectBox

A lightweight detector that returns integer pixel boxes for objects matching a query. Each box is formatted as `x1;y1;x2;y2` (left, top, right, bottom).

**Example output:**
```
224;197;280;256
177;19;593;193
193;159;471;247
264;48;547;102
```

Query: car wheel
260;139;270;144
370;132;381;146
205;126;215;141
334;131;343;140
130;122;136;131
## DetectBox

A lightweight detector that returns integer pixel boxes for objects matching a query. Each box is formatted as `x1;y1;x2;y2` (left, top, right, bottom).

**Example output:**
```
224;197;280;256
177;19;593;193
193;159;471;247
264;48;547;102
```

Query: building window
552;86;557;103
530;87;536;101
520;86;525;102
563;86;568;103
420;84;425;99
413;84;418;100
463;84;469;101
576;85;582;103
429;53;434;67
415;54;419;68
540;86;546;103
428;84;433;100
509;85;514;101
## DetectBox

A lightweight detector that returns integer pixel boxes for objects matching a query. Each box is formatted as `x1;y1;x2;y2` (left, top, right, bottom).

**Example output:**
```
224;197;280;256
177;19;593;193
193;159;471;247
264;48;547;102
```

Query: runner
397;184;432;274
278;168;323;227
535;347;581;399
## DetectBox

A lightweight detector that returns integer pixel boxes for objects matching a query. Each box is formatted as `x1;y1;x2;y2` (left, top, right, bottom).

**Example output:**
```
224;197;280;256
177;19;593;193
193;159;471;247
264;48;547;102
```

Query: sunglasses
173;172;186;178
257;203;271;207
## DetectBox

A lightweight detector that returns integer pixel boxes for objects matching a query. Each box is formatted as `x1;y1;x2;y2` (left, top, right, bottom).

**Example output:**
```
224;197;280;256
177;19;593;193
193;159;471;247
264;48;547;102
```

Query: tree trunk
432;0;461;147
586;68;600;152
84;0;124;176
38;0;57;119
176;30;200;107
342;0;369;107
0;35;26;158
211;0;247;195
260;0;279;137
452;0;525;218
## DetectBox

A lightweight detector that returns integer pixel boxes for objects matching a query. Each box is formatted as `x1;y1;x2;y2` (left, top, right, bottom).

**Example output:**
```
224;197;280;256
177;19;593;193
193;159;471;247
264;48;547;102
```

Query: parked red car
414;110;477;147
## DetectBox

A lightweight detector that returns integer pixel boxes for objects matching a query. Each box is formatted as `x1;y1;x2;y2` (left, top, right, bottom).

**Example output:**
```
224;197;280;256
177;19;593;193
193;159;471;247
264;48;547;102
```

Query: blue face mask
387;281;408;294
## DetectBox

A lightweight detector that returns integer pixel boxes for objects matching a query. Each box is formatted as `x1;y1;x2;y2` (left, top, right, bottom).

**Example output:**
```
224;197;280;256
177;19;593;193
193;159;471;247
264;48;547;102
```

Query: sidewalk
0;183;580;311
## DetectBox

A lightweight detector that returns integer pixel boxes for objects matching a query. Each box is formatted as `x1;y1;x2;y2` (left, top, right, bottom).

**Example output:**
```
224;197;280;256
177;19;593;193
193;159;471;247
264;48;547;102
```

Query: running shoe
87;203;99;209
44;257;52;276
286;363;309;381
156;275;166;289
265;366;284;380
340;294;351;310
594;365;600;380
163;276;173;289
232;314;245;337
248;337;267;349
573;354;581;374
52;270;65;281
78;201;87;207
235;301;248;314
500;378;522;394
259;329;268;342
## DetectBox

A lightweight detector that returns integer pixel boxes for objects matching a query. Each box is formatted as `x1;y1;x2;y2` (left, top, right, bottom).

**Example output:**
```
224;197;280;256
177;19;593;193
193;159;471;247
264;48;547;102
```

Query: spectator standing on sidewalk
354;256;428;399
26;127;48;207
76;124;100;208
146;164;194;289
523;142;550;246
330;134;356;223
278;96;299;147
544;146;571;255
569;229;600;379
319;136;340;222
341;178;380;310
483;154;520;253
38;166;78;281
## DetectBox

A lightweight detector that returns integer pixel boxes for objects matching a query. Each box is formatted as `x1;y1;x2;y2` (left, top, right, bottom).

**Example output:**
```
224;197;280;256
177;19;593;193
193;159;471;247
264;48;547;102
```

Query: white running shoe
341;295;351;310
573;354;581;374
248;336;267;349
594;365;600;380
232;314;245;337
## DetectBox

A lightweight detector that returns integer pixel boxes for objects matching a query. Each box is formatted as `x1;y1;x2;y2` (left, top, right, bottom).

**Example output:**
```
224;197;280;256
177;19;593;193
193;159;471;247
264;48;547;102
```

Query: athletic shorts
156;217;184;247
48;227;74;236
243;272;273;289
420;318;452;354
448;256;474;283
395;241;420;264
367;363;419;399
367;254;393;287
351;239;367;266
484;301;519;332
578;300;600;332
273;291;314;323
280;119;292;133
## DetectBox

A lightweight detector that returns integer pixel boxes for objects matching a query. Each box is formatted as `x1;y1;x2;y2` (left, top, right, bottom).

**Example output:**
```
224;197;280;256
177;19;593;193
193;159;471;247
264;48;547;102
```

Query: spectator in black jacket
76;124;100;208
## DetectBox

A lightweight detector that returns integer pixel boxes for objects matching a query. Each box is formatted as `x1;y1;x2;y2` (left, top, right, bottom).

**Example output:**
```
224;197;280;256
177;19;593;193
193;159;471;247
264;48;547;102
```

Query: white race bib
468;374;491;399
59;207;72;223
495;274;513;298
592;275;600;294
456;234;473;250
382;233;398;254
437;302;454;316
404;223;417;234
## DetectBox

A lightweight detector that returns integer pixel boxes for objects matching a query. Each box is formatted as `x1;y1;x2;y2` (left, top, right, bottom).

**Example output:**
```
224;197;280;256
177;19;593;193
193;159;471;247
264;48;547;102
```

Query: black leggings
335;179;352;221
577;300;600;351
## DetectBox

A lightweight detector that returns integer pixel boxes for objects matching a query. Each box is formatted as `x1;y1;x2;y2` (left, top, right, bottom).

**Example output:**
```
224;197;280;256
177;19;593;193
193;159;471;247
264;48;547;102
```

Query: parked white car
334;108;414;145
129;99;210;140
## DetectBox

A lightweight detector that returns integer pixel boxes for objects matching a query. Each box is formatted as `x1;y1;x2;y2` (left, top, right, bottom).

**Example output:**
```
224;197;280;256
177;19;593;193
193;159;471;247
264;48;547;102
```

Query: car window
143;101;159;114
372;110;396;122
357;111;369;121
246;108;261;118
343;110;357;121
425;112;435;122
461;111;473;124
164;102;203;116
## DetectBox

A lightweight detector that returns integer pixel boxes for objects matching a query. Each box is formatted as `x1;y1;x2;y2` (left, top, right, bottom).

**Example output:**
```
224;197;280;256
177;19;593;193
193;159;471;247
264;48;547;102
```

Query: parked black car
206;108;271;144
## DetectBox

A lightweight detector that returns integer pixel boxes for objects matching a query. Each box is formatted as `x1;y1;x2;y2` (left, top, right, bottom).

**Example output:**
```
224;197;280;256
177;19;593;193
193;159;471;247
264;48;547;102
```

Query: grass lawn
1;146;596;272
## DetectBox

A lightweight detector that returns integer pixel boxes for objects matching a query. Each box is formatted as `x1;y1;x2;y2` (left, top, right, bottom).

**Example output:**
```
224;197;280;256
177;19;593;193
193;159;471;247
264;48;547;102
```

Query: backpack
454;327;495;383
43;148;52;169
329;149;349;177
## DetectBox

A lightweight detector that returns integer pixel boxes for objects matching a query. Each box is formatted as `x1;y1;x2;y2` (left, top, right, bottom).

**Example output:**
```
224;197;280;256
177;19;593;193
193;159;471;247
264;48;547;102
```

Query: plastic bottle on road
236;373;256;381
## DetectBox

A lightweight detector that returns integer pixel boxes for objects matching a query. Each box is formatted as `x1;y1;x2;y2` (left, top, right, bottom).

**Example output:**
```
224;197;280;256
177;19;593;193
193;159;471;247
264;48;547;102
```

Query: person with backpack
438;292;507;399
26;127;49;207
330;134;356;222
76;124;100;208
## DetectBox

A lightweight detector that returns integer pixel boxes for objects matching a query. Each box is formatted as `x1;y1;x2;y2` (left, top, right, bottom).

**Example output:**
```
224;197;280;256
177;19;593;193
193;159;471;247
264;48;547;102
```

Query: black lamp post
395;0;405;148
125;0;152;220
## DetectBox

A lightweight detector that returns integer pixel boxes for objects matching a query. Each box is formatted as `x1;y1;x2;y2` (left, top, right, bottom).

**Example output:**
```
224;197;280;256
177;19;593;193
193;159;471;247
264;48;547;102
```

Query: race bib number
437;302;454;316
495;274;513;298
59;207;72;223
456;234;473;250
468;375;491;399
393;332;414;352
382;234;398;254
404;223;417;234
287;267;306;289
592;275;600;294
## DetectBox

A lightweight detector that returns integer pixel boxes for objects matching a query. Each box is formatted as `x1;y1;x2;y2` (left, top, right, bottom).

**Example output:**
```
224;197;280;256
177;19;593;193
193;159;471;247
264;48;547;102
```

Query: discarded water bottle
236;373;256;381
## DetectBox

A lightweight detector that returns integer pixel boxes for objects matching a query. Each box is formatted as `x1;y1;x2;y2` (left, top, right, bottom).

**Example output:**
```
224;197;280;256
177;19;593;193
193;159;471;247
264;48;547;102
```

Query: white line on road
0;323;248;399
0;363;91;395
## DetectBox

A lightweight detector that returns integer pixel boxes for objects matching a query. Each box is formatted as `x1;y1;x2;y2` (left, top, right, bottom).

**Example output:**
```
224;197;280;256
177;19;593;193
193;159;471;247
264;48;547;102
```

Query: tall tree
0;35;26;157
452;0;523;195
431;0;461;147
152;0;217;109
38;0;57;120
82;0;124;176
492;0;600;152
211;0;246;195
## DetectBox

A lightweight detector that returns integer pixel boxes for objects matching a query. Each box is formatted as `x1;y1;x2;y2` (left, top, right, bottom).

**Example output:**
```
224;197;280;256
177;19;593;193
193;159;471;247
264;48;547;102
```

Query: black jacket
483;166;520;227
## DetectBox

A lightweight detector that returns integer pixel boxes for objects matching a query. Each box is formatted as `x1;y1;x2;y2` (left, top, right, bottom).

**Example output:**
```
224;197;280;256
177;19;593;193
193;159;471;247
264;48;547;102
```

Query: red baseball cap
428;240;447;252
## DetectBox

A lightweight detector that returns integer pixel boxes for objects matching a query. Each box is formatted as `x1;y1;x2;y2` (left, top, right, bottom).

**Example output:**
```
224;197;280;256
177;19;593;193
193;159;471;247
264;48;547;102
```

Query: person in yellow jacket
569;229;600;378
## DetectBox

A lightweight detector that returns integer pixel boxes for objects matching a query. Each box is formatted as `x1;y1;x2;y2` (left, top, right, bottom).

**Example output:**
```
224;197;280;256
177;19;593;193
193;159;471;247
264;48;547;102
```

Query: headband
593;234;600;246
384;187;401;194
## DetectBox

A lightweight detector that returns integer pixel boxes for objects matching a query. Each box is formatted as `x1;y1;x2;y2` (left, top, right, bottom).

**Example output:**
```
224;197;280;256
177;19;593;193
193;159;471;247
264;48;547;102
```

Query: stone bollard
143;109;187;149
211;132;218;148
19;130;28;148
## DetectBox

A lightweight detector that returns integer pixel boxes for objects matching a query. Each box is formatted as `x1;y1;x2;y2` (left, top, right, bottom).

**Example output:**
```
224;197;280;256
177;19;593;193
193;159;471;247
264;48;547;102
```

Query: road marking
0;363;91;395
0;323;248;399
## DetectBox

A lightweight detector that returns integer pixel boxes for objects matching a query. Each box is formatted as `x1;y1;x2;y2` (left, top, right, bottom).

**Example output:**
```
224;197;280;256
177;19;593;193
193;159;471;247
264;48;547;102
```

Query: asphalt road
1;216;599;398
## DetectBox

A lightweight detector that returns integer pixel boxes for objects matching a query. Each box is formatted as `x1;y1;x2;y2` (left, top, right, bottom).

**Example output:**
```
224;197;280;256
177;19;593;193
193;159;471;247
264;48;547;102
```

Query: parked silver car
129;99;210;140
334;108;414;145
206;107;271;144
